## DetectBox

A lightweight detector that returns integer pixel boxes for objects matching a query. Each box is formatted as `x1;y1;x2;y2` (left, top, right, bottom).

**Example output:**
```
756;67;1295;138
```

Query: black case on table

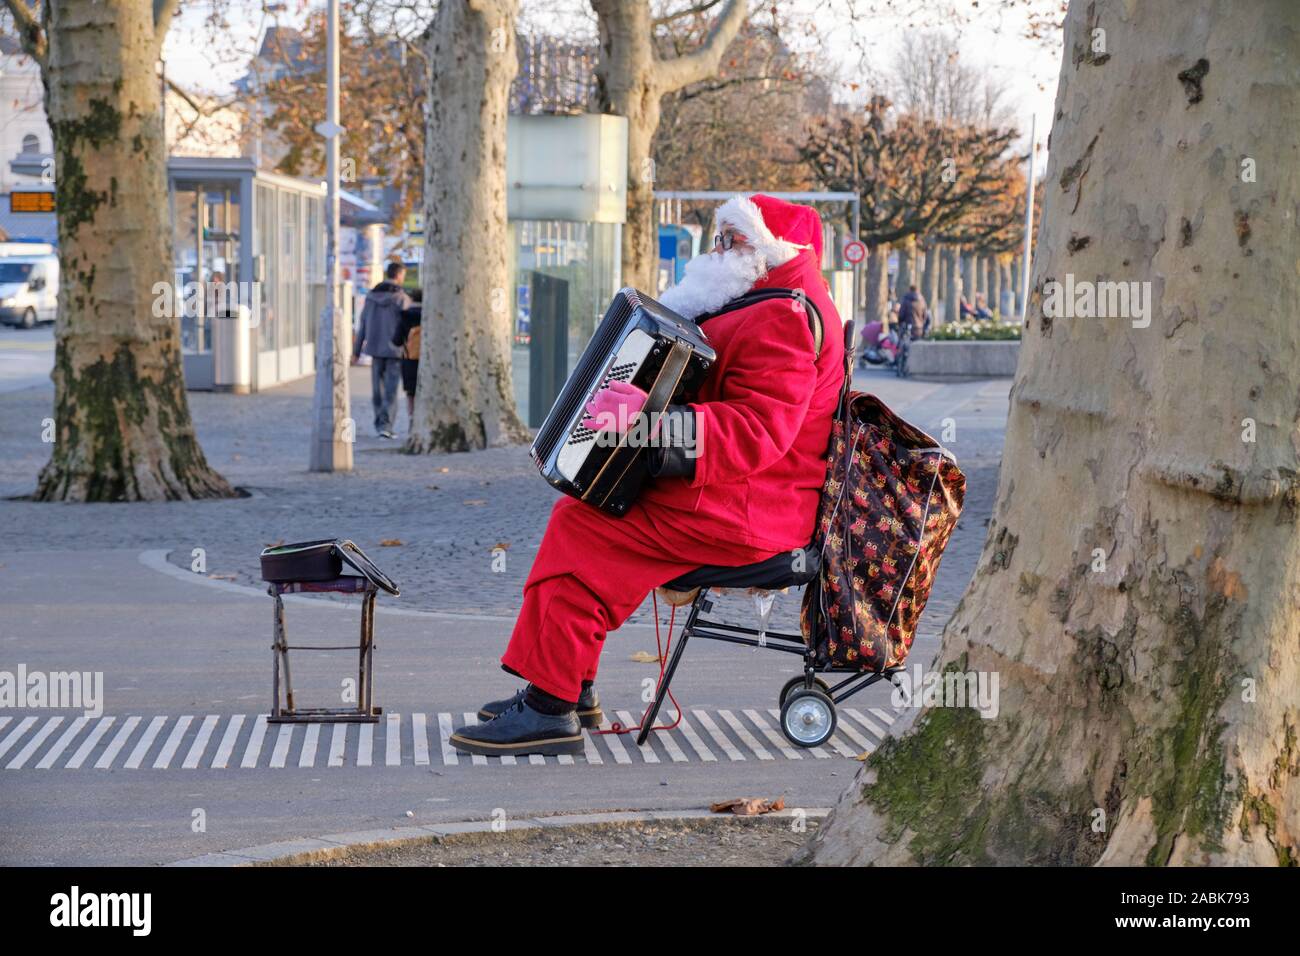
259;539;400;595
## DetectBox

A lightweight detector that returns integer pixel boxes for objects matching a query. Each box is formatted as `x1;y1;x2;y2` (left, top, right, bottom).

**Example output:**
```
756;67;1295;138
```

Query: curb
166;807;833;867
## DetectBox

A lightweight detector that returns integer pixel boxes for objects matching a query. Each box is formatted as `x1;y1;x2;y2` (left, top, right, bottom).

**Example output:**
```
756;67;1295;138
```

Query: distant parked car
0;254;59;328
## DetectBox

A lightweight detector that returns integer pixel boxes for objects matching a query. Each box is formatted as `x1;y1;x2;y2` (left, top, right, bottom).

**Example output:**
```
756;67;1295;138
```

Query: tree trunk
1009;255;1020;314
894;236;914;300
592;0;747;294
960;251;974;305
802;0;1299;866
922;242;940;316
864;242;890;329
408;0;529;453
943;245;962;324
989;256;1002;318
31;0;232;501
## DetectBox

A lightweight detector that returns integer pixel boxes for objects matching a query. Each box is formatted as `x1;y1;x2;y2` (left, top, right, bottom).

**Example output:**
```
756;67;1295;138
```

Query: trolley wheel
778;674;831;709
780;688;837;749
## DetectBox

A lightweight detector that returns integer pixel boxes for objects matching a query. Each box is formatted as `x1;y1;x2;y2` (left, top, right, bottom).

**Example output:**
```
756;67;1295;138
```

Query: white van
0;254;59;328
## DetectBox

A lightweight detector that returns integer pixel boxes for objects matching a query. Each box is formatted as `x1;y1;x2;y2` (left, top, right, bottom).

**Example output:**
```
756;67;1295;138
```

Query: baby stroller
636;321;966;749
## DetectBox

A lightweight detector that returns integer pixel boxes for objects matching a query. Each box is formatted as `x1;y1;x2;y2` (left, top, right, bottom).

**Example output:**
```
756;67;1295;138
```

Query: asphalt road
0;358;1009;865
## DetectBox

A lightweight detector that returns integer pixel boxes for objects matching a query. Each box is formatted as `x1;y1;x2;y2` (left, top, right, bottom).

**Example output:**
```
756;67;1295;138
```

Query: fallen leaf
630;650;661;664
425;485;440;491
379;539;403;547
855;751;871;761
493;542;511;551
437;467;450;473
463;499;486;506
208;573;237;581
264;539;285;548
709;796;786;816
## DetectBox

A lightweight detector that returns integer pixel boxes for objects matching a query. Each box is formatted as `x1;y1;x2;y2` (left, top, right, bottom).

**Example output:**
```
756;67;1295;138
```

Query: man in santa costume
451;194;844;757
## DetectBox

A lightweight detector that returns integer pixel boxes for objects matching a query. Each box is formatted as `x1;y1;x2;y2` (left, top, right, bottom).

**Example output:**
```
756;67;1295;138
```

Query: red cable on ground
595;591;683;736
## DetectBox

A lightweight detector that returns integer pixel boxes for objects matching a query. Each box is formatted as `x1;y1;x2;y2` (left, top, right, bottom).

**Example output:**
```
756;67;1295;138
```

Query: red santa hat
713;193;823;267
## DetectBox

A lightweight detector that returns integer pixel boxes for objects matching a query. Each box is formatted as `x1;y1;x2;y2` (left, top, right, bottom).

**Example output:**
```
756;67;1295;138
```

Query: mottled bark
894;236;915;299
803;0;1300;866
922;242;940;316
21;0;232;501
864;242;890;329
943;245;962;324
408;0;529;453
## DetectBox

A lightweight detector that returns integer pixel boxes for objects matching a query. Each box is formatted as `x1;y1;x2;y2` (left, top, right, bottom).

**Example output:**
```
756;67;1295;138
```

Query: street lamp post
1019;113;1037;323
309;0;352;472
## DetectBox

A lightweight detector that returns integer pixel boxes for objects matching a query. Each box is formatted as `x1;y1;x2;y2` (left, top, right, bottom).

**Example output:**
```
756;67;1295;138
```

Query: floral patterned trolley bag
800;392;966;673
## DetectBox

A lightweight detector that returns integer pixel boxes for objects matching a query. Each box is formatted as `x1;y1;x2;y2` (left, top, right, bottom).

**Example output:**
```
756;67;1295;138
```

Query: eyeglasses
714;232;739;251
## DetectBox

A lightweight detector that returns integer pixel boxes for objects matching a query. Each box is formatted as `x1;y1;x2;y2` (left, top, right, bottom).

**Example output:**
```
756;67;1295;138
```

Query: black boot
450;699;583;758
478;682;602;728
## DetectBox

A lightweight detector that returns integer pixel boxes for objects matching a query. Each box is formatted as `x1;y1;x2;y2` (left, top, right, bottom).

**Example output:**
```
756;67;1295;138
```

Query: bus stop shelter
167;157;329;392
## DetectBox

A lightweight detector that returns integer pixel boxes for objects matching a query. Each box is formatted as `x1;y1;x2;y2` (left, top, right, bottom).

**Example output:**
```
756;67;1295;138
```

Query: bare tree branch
2;0;47;66
654;0;748;92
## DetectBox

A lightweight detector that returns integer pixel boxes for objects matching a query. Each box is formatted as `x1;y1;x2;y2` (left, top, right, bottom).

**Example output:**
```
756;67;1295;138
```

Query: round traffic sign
843;240;866;265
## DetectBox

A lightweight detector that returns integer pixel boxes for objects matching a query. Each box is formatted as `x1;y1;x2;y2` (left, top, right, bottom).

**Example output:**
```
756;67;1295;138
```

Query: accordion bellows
801;394;965;672
530;288;715;516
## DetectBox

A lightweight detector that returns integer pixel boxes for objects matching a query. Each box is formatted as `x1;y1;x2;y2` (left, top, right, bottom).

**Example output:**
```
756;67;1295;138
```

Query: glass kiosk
167;157;327;393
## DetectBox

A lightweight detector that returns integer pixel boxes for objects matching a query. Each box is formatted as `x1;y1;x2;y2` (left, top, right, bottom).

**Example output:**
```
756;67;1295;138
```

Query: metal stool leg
636;589;707;746
359;591;376;717
271;590;297;717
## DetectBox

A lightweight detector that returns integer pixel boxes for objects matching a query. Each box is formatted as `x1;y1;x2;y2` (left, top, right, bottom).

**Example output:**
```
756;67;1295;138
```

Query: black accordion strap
696;288;824;359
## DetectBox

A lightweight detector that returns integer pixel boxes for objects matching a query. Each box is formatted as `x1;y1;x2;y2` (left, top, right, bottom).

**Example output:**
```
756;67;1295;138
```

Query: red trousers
502;496;780;702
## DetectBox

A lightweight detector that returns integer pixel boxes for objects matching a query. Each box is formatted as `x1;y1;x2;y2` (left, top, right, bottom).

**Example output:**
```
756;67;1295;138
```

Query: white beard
657;247;767;320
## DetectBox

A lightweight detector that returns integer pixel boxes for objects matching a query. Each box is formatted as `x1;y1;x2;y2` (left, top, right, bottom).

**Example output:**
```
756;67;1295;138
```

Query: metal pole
1019;114;1037;322
310;0;352;471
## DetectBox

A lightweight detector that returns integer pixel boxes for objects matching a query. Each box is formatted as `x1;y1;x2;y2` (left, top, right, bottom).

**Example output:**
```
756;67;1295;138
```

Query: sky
162;0;1063;169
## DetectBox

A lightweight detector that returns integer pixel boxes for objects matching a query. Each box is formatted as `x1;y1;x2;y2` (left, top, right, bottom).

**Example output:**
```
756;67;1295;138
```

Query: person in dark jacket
898;285;928;337
352;262;412;438
392;289;423;431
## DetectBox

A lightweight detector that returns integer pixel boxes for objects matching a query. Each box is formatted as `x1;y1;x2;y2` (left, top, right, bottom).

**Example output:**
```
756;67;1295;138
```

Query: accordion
530;288;715;516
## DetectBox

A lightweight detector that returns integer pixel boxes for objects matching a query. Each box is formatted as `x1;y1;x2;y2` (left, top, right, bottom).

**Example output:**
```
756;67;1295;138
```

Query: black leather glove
646;404;697;480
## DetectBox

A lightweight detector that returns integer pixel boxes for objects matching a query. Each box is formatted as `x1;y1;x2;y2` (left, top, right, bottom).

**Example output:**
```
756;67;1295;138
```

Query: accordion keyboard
566;361;638;447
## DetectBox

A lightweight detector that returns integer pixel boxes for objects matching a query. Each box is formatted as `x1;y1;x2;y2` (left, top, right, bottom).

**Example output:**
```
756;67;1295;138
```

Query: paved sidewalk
0;366;1007;634
0;366;1009;865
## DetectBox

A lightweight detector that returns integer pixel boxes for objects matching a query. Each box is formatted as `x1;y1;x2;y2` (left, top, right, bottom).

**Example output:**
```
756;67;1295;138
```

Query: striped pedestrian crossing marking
692;710;744;761
719;710;773;761
299;724;320;769
744;709;805;760
328;723;347;768
269;724;293;769
436;713;457;767
0;716;37;762
240;715;268;769
8;716;62;769
385;713;402;767
154;715;192;769
674;713;716;762
844;708;890;741
461;713;488;766
68;716;115;769
212;715;243;769
411;714;429;766
0;706;898;770
36;716;87;769
184;715;220;769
